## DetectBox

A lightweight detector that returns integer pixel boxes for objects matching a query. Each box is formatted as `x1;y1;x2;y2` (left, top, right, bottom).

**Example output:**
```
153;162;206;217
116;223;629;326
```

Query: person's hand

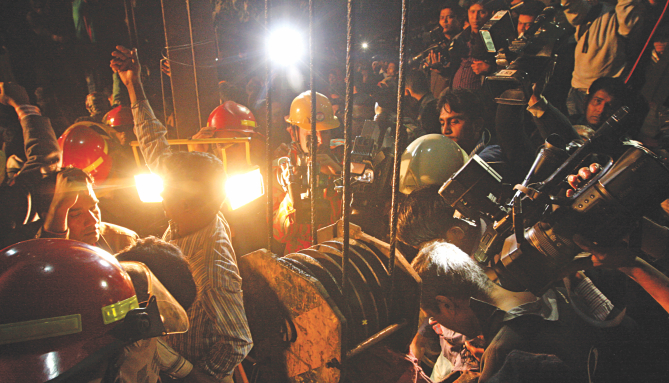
316;153;342;175
0;82;30;108
51;168;86;211
471;60;491;76
566;163;602;197
573;234;637;269
43;168;87;234
427;51;442;71
182;367;219;383
110;46;142;87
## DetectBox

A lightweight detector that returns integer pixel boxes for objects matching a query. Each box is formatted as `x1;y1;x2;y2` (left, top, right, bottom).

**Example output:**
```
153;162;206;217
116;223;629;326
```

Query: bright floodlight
268;27;304;66
362;42;369;49
135;173;164;203
225;167;264;210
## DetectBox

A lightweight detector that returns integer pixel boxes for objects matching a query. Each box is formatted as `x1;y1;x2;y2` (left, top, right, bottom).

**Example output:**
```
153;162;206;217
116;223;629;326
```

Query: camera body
439;108;669;295
481;8;570;104
408;25;452;70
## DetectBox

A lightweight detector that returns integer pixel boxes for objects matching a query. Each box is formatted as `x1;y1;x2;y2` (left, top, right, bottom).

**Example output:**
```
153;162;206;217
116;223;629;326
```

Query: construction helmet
0;239;188;383
399;134;468;195
207;101;257;133
104;105;134;131
286;91;339;131
58;122;113;185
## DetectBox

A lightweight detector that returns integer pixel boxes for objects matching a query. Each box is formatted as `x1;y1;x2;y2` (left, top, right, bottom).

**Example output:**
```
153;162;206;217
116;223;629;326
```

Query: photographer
450;0;497;90
426;0;466;97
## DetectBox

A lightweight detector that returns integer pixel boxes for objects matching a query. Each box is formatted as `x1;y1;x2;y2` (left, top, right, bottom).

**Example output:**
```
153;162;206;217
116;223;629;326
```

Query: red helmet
104;105;134;130
58;122;113;184
0;239;138;382
207;101;257;133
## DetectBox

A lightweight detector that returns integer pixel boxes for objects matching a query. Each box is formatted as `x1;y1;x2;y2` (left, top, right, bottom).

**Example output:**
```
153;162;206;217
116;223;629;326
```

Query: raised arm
110;46;171;172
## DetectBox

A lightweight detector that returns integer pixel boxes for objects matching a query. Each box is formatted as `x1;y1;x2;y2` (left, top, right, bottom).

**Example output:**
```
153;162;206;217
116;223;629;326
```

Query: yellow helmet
399;134;469;195
286;91;339;131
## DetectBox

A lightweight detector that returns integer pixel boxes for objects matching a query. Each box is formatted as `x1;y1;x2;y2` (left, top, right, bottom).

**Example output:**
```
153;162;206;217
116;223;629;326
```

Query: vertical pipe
123;0;135;47
388;0;410;303
341;0;356;359
309;0;318;246
265;0;273;250
185;0;203;129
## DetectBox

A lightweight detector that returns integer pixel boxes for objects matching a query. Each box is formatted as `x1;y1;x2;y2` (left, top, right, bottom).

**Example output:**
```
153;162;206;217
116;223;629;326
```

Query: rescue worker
273;91;342;254
0;239;189;383
103;105;136;146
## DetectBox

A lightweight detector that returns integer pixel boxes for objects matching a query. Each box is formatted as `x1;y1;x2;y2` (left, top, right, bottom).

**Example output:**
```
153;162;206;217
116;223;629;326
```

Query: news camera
407;25;452;70
480;7;570;104
439;107;669;295
334;120;394;212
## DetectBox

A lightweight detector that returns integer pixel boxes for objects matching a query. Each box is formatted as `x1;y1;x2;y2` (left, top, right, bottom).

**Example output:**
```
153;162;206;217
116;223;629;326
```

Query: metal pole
341;0;356;360
309;0;318;246
265;0;273;250
388;0;410;303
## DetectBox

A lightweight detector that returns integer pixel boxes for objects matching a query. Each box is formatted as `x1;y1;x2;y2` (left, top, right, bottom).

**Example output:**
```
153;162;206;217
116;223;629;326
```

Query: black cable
388;0;410;304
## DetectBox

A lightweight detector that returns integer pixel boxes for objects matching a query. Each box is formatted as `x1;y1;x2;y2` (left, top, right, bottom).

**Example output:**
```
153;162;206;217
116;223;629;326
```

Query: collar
469;289;560;342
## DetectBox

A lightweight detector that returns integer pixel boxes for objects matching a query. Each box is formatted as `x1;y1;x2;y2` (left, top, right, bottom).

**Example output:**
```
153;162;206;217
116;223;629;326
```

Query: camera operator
450;0;497;90
562;0;645;118
425;0;466;97
516;0;546;37
411;241;603;382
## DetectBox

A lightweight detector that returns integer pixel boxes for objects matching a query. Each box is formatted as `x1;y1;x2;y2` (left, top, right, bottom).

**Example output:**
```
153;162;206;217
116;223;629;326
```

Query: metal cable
341;0;356;360
185;0;203;130
388;0;410;303
309;0;318;246
265;0;273;250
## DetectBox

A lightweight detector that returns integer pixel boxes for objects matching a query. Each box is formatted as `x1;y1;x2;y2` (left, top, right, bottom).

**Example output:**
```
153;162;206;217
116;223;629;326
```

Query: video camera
335;120;394;211
439;107;669;295
407;25;452;70
480;7;570;104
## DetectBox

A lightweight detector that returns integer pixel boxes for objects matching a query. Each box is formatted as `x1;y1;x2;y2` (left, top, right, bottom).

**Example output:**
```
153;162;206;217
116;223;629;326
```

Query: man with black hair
516;0;545;36
406;70;441;135
438;88;502;160
450;0;496;90
427;0;465;97
112;46;252;383
562;0;645;118
572;77;628;130
411;241;601;382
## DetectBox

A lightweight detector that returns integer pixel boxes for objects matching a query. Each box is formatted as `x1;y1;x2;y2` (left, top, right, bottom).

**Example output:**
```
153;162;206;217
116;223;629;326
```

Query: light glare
362;42;369;49
225;167;264;210
135;174;164;203
268;27;304;66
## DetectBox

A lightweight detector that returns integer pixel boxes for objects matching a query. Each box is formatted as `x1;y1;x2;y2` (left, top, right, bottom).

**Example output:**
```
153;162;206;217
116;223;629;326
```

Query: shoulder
100;222;139;252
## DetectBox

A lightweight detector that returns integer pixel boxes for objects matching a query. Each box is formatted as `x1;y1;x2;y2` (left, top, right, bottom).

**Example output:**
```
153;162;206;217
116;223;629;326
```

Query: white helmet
399;134;468;195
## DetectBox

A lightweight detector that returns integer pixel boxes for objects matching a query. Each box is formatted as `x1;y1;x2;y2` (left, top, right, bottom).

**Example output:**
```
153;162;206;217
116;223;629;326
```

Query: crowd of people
2;0;669;381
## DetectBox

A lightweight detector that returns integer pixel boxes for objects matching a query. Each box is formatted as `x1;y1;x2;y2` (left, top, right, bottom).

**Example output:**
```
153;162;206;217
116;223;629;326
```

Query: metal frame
129;137;253;173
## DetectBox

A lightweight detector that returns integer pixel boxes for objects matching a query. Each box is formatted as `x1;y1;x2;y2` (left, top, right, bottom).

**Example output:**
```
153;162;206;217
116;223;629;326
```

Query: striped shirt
132;100;253;379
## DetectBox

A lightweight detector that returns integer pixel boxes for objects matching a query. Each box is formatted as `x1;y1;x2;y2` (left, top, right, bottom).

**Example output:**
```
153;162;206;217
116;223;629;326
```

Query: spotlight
362;42;369;49
268;27;305;66
225;166;265;210
134;173;164;203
